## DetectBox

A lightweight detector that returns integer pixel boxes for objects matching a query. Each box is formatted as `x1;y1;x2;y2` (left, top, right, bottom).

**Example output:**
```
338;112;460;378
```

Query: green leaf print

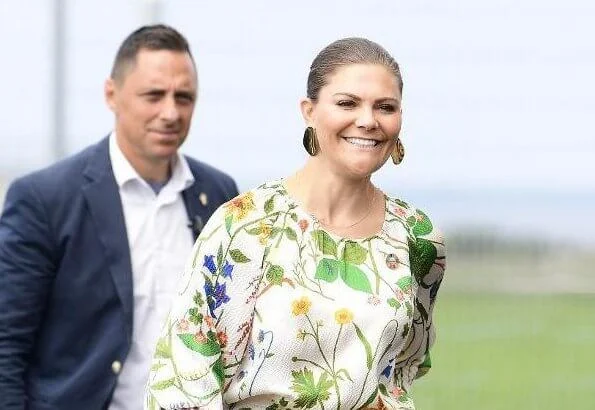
340;263;373;294
405;301;413;318
188;307;203;325
230;248;251;263
353;323;373;370
264;196;274;214
285;227;297;241
314;258;340;283
394;198;409;208
154;337;171;358
216;245;224;270
408;238;438;282
178;332;221;357
150;362;165;372
211;356;225;388
291;368;333;409
412;210;433;236
266;265;285;285
387;298;401;309
396;276;413;293
225;214;233;233
193;290;205;306
342;241;368;265
150;377;175;390
270;227;283;239
420;353;432;373
398;392;411;403
246;226;262;235
336;368;353;382
311;230;337;257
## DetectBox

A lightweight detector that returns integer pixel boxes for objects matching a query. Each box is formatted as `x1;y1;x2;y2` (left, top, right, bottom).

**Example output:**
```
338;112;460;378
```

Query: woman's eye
337;100;356;108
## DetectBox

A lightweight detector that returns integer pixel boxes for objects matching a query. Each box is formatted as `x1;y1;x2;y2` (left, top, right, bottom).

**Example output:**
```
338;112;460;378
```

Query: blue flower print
203;255;217;275
222;260;234;279
204;282;231;317
381;358;394;378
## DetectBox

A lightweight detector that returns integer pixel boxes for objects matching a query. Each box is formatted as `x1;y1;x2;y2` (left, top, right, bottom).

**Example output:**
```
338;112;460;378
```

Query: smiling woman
301;63;403;182
144;37;446;410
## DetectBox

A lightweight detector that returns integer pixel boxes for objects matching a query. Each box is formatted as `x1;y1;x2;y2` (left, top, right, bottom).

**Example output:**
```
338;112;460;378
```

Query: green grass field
412;293;595;409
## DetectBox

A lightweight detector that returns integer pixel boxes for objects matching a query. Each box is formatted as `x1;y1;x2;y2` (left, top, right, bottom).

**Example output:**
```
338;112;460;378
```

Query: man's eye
379;104;397;112
176;96;194;105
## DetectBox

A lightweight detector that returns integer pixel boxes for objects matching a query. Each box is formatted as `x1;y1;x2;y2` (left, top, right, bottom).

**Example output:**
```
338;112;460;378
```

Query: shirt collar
109;132;194;193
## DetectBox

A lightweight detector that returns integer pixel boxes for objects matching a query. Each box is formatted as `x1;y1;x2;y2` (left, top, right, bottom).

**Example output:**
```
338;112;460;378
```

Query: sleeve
0;178;57;410
393;210;446;404
144;201;264;410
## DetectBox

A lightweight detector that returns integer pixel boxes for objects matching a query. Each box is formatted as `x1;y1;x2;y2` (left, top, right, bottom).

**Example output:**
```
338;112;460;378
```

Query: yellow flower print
291;296;312;316
334;308;354;325
225;192;256;221
258;221;272;245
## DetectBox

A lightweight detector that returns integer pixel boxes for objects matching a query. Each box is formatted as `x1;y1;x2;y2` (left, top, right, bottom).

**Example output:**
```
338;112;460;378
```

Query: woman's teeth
345;137;379;147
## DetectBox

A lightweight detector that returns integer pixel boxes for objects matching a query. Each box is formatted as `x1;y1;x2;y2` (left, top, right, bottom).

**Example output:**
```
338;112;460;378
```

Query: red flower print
298;219;309;233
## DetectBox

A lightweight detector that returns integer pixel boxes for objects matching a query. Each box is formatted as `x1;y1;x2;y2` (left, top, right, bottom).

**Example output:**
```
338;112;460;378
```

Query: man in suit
0;24;238;409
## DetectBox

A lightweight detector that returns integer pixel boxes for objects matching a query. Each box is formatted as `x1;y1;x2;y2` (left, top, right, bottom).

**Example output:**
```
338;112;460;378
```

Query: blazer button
111;360;122;375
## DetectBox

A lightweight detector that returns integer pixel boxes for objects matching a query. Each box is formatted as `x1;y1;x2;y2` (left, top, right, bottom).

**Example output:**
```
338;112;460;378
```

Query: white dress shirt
108;133;195;410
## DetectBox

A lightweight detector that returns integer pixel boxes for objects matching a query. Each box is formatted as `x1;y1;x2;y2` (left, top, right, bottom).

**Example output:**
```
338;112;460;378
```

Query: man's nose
160;97;180;122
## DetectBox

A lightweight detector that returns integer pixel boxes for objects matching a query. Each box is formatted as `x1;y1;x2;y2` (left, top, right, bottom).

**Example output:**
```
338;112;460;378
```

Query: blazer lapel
181;179;211;241
81;138;133;337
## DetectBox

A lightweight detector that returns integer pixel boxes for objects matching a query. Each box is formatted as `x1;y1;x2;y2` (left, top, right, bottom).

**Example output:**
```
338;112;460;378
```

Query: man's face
105;49;197;176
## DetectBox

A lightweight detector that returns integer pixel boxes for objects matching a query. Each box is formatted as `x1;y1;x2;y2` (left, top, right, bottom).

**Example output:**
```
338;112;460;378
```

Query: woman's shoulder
384;194;445;243
206;179;290;228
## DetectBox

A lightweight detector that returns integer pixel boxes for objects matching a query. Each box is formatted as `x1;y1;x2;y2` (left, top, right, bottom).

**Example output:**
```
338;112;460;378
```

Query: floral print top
144;180;446;410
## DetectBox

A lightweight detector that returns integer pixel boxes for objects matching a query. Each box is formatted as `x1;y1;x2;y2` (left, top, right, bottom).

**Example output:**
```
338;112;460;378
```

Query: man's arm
0;177;57;409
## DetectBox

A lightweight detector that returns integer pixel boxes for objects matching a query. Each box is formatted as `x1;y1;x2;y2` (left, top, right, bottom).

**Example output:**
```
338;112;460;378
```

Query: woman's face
302;63;402;179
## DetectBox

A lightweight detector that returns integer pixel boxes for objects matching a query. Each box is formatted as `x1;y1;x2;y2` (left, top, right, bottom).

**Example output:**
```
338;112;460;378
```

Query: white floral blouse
144;180;446;410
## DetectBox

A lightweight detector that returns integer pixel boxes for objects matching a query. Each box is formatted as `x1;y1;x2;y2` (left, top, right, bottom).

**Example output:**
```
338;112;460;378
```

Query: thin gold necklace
313;184;377;231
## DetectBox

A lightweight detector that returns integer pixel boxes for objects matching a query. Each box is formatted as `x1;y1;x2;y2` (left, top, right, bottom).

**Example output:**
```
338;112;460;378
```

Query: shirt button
111;360;122;375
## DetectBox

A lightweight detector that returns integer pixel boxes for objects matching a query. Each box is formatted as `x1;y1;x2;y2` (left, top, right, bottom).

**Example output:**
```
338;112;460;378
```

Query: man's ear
104;78;117;112
299;98;315;125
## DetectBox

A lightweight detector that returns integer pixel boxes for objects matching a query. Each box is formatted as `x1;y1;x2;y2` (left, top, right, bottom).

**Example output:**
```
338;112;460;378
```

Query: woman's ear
299;98;315;124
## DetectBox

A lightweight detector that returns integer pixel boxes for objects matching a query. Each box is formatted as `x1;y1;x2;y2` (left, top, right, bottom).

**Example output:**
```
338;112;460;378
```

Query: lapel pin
199;192;208;206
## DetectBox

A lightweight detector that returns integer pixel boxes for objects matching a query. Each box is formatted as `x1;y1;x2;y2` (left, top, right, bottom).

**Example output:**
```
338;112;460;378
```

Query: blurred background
1;0;593;408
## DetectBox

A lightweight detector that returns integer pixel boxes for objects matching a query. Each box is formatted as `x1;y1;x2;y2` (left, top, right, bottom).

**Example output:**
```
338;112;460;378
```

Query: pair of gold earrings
302;126;405;165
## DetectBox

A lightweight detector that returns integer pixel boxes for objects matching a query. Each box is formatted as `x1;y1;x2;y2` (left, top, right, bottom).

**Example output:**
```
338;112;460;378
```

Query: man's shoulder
8;139;108;200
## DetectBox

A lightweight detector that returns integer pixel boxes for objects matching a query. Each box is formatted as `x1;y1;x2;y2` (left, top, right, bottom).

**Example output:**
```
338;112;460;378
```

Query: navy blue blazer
0;137;239;410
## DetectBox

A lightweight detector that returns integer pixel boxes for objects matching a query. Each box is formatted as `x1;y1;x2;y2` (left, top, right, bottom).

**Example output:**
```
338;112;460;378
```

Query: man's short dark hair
110;24;194;83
